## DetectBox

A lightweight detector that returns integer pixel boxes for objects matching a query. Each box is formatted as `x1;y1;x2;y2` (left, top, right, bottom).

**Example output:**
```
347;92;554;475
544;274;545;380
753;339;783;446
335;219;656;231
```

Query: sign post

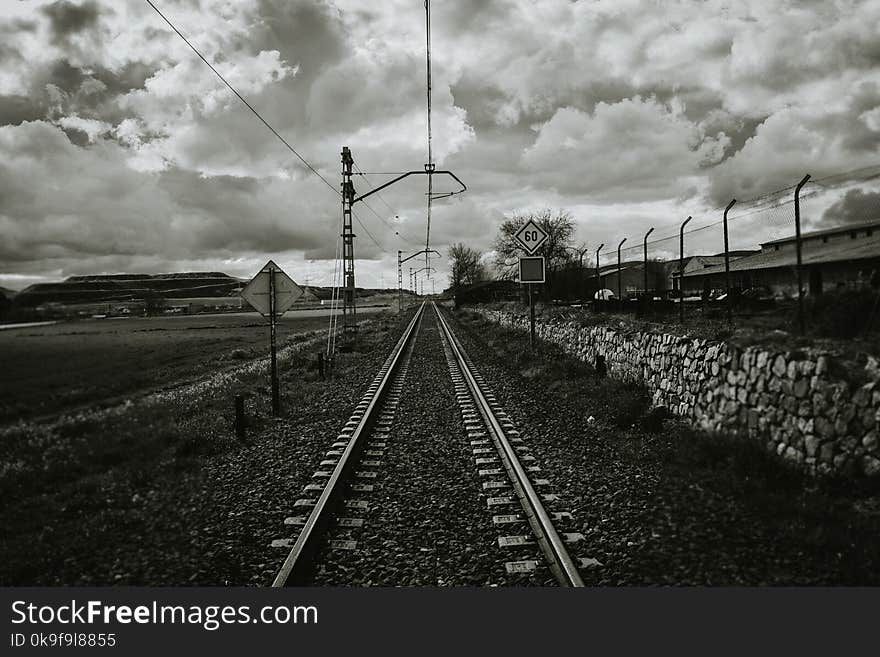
269;267;279;415
514;220;549;349
519;256;546;348
241;260;303;416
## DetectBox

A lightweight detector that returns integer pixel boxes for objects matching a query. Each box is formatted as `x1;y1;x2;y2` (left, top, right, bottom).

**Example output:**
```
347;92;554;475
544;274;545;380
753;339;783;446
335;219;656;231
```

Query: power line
144;0;339;198
353;164;420;246
351;207;383;251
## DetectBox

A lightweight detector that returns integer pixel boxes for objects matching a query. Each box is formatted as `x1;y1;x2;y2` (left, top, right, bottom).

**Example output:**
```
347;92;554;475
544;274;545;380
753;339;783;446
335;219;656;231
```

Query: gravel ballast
311;308;513;585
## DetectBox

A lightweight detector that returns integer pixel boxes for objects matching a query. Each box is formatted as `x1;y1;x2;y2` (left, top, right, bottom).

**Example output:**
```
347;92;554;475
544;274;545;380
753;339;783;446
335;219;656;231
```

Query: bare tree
448;243;485;290
492;209;578;280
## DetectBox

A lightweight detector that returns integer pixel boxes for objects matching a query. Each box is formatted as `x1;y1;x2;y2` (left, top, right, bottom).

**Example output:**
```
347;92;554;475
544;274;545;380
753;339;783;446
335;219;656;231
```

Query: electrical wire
145;0;340;198
353;164;419;246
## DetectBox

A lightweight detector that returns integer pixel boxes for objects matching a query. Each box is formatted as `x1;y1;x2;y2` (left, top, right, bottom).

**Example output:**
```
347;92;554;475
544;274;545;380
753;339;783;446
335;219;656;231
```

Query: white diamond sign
513;219;548;254
241;260;303;317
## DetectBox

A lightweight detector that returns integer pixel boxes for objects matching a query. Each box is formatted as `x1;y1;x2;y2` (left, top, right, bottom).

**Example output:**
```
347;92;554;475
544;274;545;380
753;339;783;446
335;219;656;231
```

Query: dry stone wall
475;308;880;478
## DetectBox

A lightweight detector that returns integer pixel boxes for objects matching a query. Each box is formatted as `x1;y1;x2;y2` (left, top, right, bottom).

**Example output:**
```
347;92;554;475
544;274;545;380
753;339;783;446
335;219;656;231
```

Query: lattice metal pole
341;147;357;332
397;250;403;312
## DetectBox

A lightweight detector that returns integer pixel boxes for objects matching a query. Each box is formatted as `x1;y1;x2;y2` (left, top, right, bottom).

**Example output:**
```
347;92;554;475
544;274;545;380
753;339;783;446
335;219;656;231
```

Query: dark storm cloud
254;0;346;78
0;57;158;129
41;0;101;46
0;95;45;126
821;189;880;228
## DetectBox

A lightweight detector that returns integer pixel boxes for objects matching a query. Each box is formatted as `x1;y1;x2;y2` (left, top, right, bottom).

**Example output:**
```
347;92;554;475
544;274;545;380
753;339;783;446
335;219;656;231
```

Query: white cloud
521;97;729;200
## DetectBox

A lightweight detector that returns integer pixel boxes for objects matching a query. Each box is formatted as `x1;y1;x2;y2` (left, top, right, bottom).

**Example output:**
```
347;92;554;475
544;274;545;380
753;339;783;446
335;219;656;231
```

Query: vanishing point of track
272;301;585;587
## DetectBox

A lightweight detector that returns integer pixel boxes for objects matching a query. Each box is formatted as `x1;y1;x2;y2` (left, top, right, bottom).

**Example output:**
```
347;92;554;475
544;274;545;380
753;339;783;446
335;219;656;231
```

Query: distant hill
13;273;398;307
15;272;245;307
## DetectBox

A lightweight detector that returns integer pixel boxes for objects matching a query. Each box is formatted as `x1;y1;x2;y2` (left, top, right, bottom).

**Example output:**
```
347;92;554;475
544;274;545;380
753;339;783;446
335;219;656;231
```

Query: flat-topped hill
15;272;244;307
13;273;402;307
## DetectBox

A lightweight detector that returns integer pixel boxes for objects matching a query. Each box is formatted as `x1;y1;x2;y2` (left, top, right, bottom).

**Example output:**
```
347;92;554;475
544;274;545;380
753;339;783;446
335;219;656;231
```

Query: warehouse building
669;251;758;293
679;220;880;298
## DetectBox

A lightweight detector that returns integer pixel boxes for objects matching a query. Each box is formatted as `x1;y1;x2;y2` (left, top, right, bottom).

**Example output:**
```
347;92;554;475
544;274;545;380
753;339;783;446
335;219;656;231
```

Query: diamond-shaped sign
241;260;303;317
514;219;548;254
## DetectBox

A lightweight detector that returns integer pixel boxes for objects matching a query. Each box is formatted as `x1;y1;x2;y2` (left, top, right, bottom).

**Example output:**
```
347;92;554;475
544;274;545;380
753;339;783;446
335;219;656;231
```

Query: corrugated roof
598;260;642;275
761;219;880;247
683;233;880;278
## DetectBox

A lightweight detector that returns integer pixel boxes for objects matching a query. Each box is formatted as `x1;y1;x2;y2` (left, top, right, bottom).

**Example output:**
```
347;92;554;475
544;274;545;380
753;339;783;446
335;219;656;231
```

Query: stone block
862;455;880;477
772;354;787;377
756;351;769;369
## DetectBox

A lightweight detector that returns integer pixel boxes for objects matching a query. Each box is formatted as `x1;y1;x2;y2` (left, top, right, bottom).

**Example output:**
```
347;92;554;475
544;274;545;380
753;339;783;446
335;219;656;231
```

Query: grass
481;297;880;356
0;309;386;422
0;315;397;505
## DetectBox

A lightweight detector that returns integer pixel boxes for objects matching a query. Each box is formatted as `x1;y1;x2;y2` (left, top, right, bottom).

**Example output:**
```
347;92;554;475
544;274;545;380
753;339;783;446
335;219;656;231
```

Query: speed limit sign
513;219;548;254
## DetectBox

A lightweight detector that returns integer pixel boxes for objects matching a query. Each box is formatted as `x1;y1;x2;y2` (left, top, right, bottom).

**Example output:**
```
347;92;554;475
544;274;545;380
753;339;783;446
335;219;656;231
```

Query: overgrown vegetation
801;288;880;339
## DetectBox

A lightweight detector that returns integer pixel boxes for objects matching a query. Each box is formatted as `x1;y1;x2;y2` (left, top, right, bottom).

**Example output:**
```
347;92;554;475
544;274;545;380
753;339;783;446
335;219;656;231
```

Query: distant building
595;260;667;298
669;251;759;293
680;221;880;297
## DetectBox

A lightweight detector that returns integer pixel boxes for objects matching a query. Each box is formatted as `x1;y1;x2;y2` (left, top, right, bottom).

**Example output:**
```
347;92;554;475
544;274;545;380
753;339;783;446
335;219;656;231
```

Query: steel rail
433;302;584;587
273;301;426;586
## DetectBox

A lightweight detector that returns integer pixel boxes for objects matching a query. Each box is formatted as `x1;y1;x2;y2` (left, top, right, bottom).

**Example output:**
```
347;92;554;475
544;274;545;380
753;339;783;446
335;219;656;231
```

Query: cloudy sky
1;0;879;290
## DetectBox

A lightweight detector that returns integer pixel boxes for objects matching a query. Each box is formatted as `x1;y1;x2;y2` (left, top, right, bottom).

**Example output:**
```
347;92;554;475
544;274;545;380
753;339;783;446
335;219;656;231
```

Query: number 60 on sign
513;219;548;254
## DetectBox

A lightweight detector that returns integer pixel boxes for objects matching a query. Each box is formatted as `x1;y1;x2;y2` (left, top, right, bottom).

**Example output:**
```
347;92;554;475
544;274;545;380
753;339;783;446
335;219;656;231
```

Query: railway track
272;301;587;586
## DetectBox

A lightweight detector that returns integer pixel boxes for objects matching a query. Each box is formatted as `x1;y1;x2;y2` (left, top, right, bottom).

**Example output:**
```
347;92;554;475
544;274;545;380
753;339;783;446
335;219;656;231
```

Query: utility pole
617;238;627;304
723;198;737;325
397;250;403;312
341;146;357;333
679;216;692;323
643;227;654;300
269;267;279;416
794;174;811;335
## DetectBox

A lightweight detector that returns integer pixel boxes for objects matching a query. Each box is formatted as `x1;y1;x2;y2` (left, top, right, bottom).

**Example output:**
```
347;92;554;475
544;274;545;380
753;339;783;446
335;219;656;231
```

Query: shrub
804;289;880;338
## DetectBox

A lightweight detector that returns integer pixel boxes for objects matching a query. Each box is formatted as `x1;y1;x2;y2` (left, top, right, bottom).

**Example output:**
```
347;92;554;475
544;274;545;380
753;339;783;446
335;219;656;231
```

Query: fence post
617;238;627;306
595;243;604;301
679;215;692;323
643;227;654;301
723;199;737;325
794;174;811;335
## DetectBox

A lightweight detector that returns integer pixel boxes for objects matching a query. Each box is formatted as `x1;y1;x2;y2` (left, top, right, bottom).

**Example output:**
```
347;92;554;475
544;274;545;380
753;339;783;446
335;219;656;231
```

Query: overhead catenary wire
424;0;434;273
353;164;420;246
